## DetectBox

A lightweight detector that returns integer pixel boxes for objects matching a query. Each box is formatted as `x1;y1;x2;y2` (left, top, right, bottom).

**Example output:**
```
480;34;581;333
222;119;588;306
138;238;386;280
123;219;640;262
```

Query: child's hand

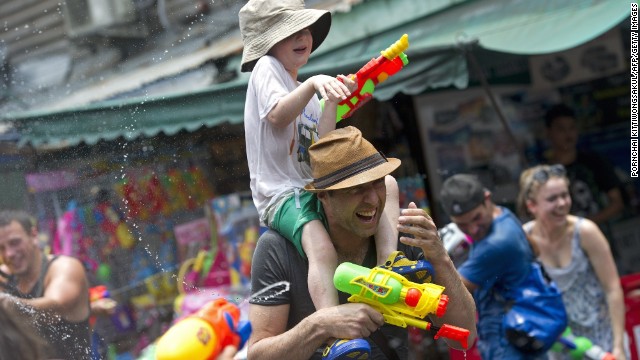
338;74;358;94
311;75;351;103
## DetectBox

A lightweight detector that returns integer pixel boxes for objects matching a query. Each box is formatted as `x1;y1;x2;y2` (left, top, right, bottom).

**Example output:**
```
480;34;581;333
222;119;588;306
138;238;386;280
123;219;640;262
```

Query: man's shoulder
254;229;299;264
480;209;526;250
46;255;87;277
493;208;524;232
257;229;288;246
48;254;83;266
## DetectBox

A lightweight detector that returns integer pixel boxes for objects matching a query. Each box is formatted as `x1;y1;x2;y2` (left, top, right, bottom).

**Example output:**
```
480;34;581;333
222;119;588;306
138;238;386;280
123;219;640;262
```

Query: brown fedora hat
239;0;331;73
304;126;401;192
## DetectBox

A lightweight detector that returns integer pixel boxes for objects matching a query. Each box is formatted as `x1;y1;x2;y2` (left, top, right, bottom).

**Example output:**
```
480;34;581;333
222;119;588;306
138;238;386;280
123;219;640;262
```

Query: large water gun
334;261;470;348
552;327;615;360
155;298;251;360
335;34;409;122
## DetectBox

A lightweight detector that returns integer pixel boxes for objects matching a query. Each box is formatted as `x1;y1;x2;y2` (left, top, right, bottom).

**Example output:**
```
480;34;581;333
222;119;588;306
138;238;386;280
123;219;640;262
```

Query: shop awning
5;0;629;148
303;0;630;100
12;80;247;148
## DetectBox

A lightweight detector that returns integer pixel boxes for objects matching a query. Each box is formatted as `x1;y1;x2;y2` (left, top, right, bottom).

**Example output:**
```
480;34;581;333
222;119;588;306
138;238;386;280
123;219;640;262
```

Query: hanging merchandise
115;176;145;220
163;168;194;213
142;171;170;219
94;199;136;250
184;164;215;207
174;203;233;295
24;144;225;360
210;194;260;288
53;201;99;273
143;220;178;272
178;248;231;292
54;201;82;256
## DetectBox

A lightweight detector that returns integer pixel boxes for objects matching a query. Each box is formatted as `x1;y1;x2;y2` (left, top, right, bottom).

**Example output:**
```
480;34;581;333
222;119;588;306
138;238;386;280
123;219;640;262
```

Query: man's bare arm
248;304;327;360
21;256;89;322
248;302;384;360
397;202;477;349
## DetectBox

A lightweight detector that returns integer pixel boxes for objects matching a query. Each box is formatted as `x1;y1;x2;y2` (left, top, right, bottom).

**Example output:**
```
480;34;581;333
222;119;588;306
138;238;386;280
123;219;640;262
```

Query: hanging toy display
94;199;136;250
115;176;144;220
144;172;171;218
162;168;194;212
183;164;215;207
54;201;99;273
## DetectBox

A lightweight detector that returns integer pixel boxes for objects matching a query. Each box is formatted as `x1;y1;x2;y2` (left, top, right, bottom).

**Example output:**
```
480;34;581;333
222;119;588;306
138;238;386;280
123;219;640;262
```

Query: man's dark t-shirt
4;256;91;360
250;229;425;360
564;152;622;218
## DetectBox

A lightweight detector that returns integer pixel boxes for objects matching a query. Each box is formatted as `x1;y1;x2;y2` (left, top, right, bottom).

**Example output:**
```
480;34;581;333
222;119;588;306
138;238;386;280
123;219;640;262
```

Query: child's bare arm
267;75;352;129
318;75;357;137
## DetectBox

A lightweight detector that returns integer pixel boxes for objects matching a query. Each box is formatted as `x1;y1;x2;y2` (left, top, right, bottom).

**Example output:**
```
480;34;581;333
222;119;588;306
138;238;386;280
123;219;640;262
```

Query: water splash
249;281;290;302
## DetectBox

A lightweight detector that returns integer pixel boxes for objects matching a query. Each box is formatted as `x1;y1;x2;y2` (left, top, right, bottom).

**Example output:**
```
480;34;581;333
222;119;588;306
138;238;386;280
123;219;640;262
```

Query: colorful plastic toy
155;298;251;360
333;260;470;348
335;34;409;121
553;327;615;360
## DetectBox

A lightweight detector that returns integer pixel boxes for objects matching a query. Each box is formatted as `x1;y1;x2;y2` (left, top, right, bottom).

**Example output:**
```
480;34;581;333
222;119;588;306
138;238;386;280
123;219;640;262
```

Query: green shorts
269;190;327;259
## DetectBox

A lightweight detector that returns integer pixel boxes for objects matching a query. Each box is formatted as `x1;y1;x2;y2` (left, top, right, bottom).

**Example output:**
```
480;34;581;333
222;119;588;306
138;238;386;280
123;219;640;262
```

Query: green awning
5;0;629;148
11;80;247;148
303;0;630;100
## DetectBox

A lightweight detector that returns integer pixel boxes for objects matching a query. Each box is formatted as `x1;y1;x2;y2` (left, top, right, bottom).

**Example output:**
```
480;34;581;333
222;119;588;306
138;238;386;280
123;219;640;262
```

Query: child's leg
375;175;400;265
301;219;339;310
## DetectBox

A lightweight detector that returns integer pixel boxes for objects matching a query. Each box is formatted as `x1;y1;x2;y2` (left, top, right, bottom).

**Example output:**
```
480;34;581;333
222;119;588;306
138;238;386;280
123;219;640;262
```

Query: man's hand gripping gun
155;298;251;360
335;34;410;122
334;262;470;348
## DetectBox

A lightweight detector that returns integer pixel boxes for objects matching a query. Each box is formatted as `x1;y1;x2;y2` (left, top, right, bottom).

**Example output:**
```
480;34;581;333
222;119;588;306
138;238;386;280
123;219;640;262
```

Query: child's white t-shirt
244;55;323;220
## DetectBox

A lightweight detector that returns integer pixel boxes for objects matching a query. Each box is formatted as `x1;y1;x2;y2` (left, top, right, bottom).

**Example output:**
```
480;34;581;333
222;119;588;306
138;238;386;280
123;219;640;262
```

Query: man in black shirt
248;127;477;359
544;104;625;226
0;210;91;360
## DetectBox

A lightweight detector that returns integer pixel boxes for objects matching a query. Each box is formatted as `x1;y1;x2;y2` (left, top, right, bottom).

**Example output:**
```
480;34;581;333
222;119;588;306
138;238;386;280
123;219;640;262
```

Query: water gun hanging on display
94;201;136;249
116;177;144;220
155;298;251;360
333;259;470;348
334;33;410;122
552;327;615;360
184;165;215;207
143;172;170;218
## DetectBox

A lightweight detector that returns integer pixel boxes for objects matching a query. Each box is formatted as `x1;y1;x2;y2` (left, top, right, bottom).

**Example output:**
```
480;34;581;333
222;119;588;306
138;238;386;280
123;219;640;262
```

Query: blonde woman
517;164;626;360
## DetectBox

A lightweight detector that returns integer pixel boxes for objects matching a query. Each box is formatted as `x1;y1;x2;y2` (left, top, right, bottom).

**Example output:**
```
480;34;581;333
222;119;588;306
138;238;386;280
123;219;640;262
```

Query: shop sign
173;217;210;246
25;170;79;193
530;28;625;89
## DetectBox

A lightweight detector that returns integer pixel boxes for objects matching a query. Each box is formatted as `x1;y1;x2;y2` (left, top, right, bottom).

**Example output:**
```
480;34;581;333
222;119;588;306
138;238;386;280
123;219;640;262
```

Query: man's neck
331;230;371;265
17;251;43;293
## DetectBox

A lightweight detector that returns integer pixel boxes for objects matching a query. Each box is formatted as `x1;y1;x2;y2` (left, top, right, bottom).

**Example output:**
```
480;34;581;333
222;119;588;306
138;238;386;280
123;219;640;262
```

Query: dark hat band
312;152;388;190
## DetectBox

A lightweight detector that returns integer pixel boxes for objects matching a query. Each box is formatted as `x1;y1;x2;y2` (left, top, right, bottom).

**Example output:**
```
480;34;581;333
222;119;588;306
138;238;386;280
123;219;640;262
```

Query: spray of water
249;281;290;301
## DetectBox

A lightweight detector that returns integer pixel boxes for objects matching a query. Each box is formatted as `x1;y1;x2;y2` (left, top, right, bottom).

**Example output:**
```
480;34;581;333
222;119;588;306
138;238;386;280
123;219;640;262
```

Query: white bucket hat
239;0;331;72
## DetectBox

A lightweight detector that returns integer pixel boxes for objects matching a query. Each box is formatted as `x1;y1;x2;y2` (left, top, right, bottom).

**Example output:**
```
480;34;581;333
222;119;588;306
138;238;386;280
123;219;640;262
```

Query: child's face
269;28;313;75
